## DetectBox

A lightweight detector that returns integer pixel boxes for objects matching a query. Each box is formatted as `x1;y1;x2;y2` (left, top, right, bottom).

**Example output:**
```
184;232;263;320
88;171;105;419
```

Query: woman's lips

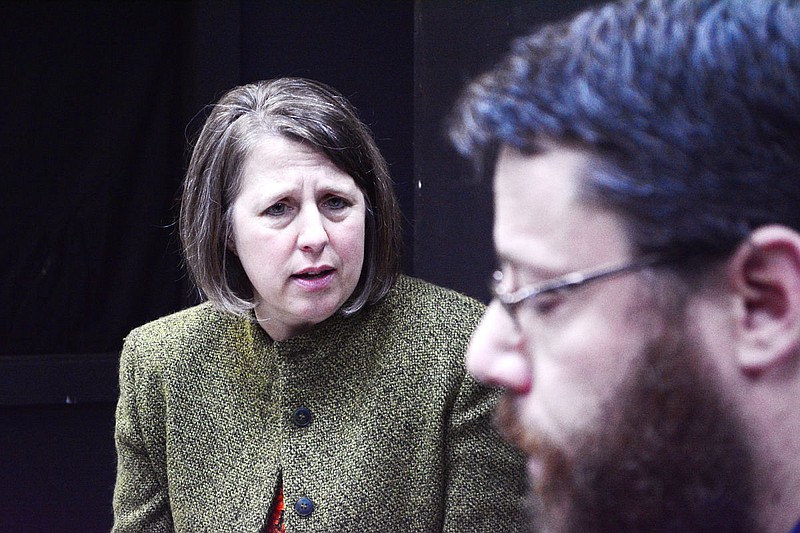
290;268;335;291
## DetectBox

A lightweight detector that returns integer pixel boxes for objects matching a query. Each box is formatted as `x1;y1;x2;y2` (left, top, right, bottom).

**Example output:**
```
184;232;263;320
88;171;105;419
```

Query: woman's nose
296;208;329;252
466;301;532;394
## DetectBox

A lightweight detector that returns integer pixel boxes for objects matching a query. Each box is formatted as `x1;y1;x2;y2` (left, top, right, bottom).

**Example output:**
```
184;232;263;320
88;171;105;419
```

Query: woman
112;77;526;532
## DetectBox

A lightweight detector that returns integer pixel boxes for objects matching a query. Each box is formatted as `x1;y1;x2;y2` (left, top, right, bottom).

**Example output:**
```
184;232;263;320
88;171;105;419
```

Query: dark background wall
414;0;606;301
1;1;596;531
1;0;414;358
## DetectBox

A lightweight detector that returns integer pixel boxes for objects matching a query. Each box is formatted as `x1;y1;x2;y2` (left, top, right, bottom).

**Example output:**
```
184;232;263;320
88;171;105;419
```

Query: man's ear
729;225;800;375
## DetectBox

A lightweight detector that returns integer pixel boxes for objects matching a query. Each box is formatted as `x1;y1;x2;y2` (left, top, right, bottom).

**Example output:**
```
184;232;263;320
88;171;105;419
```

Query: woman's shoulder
358;276;484;368
122;302;248;360
391;275;484;307
385;275;486;324
128;302;232;337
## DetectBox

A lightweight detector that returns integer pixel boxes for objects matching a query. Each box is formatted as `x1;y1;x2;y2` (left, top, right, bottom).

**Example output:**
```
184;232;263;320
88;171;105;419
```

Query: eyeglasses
491;254;665;328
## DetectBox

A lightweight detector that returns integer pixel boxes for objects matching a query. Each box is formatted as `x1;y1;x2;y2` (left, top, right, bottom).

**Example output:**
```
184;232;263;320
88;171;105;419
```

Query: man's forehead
492;144;634;272
493;143;587;202
492;144;584;237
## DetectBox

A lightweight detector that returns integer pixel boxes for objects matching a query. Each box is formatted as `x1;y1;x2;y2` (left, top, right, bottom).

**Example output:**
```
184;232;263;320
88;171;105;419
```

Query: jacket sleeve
442;370;528;532
112;332;174;533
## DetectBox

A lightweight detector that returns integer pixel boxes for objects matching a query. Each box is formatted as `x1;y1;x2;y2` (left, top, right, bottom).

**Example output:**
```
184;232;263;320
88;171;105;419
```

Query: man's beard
496;332;756;532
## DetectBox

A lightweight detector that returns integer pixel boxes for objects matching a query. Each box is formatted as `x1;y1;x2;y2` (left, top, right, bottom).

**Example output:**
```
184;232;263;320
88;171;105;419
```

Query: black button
291;406;312;428
294;496;314;516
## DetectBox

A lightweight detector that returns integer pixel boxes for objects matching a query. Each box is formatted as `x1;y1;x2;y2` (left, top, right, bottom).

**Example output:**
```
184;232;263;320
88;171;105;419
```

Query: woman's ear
728;225;800;375
226;224;238;256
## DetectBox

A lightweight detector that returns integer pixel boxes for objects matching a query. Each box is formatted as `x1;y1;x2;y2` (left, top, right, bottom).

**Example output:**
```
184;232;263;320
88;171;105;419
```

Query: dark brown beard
495;335;756;532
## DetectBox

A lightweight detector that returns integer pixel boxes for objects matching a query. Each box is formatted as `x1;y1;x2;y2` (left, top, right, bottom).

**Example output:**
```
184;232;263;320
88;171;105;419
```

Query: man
448;0;800;531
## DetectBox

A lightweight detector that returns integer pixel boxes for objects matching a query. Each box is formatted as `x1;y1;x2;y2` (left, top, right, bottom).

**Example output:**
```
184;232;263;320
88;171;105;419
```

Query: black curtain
2;2;190;355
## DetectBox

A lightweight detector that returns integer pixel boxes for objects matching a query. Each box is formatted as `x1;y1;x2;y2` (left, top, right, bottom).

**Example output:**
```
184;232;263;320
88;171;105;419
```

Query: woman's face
229;134;366;340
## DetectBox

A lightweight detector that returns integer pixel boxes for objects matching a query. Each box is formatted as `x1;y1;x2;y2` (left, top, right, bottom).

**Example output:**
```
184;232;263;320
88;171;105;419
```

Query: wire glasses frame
490;254;665;327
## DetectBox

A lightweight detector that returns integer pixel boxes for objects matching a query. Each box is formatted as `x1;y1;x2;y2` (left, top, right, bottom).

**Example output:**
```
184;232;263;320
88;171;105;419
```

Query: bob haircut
180;77;403;317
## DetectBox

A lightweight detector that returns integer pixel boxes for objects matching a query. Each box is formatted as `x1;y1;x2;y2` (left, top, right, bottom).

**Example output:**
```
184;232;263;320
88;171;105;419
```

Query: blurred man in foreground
449;0;800;531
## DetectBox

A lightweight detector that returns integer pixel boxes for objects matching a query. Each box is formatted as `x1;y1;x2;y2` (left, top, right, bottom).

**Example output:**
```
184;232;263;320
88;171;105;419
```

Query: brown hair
180;77;402;316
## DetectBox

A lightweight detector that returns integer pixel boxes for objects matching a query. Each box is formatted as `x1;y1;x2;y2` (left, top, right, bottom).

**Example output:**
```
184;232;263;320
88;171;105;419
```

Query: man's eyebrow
494;253;562;279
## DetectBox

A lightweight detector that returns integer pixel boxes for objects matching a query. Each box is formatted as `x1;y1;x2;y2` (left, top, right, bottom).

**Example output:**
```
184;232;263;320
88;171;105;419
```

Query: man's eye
531;293;562;315
264;202;289;216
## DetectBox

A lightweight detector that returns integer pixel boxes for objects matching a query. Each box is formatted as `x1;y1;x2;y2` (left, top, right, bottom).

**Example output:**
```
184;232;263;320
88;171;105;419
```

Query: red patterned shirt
265;485;285;533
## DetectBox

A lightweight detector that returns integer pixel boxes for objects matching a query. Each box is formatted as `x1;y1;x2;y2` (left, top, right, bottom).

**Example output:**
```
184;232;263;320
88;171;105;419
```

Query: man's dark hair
450;0;800;261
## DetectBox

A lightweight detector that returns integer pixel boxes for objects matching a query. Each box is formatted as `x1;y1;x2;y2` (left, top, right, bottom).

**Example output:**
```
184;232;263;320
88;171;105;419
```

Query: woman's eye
323;196;350;210
264;202;289;216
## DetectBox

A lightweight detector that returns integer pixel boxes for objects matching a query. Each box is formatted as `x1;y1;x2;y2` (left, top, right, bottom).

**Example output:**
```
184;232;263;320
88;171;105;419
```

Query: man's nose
466;301;532;394
296;208;329;252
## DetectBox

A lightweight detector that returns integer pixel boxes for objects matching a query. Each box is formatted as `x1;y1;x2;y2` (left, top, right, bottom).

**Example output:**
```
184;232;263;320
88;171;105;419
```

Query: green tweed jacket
113;275;527;532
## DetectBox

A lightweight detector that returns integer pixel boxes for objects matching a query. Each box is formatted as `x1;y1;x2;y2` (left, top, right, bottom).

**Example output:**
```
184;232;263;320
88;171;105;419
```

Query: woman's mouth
291;268;335;290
